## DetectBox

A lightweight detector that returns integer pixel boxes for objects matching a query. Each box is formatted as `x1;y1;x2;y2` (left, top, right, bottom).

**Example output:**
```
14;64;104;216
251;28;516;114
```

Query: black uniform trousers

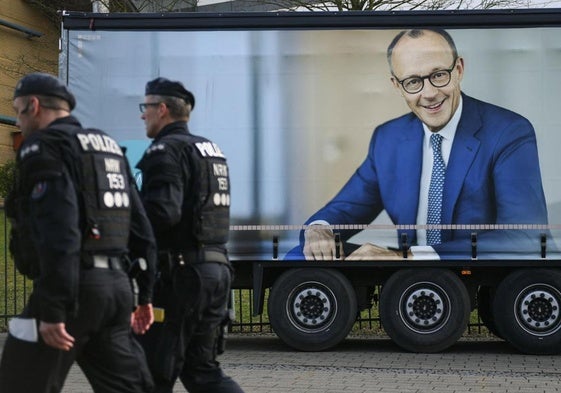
0;268;153;393
137;261;244;393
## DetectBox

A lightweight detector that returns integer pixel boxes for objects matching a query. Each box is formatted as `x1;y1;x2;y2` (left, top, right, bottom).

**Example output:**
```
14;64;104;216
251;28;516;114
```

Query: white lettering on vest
76;133;123;156
213;163;228;177
195;142;225;158
217;177;229;191
104;158;121;173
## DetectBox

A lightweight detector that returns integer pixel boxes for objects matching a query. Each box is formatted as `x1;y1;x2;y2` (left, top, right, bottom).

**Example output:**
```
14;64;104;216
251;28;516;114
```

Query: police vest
184;133;230;245
19;124;131;263
139;132;230;247
12;124;132;278
59;124;132;256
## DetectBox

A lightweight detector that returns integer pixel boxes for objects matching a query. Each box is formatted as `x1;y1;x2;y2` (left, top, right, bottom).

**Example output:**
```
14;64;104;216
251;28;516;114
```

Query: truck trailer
60;8;561;355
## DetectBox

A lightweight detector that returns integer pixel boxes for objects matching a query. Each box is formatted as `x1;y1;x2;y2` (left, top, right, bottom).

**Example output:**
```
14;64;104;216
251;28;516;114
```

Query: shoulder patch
145;143;167;155
31;181;47;200
19;143;41;160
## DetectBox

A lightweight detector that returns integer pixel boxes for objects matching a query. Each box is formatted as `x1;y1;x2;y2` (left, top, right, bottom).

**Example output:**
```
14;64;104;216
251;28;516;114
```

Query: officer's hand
39;321;75;351
132;303;154;335
303;225;344;260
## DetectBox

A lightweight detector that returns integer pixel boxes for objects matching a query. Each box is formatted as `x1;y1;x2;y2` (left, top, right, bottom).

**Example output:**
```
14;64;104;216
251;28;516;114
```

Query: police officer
135;77;244;393
0;73;156;393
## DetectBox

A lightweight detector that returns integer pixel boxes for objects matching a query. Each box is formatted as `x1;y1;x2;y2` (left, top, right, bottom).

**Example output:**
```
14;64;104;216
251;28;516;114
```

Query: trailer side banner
61;10;561;260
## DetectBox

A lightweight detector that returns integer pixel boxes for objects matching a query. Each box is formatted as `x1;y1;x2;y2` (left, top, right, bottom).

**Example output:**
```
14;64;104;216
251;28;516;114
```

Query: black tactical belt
92;255;124;270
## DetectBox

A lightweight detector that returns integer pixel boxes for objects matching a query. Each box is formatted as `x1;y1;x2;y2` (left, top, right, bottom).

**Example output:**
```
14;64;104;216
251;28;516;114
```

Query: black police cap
13;72;76;111
145;77;195;110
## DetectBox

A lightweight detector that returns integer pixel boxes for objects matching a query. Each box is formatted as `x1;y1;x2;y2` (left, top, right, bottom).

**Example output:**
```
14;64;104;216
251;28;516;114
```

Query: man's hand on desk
303;225;345;260
346;243;412;260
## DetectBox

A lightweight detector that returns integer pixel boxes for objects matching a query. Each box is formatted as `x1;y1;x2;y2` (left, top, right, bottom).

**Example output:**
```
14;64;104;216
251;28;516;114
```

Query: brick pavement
2;333;561;393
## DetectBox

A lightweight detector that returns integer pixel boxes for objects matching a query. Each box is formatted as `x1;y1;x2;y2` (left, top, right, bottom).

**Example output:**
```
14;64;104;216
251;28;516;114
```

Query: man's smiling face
390;30;464;132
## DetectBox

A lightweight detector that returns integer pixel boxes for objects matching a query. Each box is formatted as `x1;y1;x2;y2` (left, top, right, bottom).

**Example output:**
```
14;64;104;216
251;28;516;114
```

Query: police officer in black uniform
135;77;245;393
0;73;156;393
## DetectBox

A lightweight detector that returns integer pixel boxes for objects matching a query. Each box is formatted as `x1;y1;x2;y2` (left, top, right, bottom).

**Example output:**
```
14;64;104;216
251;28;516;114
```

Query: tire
477;286;503;339
379;269;470;353
493;269;561;355
267;268;358;351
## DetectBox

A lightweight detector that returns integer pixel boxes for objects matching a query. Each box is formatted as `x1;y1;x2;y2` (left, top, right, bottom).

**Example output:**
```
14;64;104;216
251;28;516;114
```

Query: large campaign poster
63;18;561;258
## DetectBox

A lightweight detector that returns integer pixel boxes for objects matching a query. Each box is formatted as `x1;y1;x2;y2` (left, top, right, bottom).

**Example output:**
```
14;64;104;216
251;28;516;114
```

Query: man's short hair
386;29;458;72
153;95;191;119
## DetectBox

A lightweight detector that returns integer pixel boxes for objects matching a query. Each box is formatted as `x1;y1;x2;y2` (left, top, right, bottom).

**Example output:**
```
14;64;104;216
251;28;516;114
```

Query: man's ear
390;77;402;95
455;57;465;82
28;96;40;115
157;102;168;118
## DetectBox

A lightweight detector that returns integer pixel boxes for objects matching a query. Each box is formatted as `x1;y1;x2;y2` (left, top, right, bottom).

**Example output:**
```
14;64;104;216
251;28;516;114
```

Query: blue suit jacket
302;94;549;257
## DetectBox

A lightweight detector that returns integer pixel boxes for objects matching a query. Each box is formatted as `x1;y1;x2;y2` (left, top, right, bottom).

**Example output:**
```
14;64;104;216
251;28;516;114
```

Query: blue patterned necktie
427;133;446;245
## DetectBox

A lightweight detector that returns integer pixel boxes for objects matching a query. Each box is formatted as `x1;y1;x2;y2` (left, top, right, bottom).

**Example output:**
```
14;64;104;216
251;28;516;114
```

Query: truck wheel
477;286;502;339
268;268;357;351
380;269;470;353
493;269;561;355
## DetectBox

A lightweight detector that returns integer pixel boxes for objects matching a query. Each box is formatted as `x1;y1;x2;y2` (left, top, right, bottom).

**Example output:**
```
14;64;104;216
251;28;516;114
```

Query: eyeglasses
139;102;162;113
393;58;458;94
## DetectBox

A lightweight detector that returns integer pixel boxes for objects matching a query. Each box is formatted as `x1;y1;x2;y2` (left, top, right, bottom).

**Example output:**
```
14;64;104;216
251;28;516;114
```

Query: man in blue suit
292;28;548;260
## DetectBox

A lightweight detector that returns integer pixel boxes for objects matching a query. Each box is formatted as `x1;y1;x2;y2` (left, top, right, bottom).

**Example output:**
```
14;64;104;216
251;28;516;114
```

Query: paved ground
2;333;561;392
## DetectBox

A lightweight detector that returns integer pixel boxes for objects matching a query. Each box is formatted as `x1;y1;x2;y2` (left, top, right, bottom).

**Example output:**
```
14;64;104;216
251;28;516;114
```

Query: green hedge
0;160;15;199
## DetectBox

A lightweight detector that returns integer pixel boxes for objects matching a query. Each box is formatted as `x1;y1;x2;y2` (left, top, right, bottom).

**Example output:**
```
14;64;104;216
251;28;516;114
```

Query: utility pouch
158;251;173;281
217;307;234;355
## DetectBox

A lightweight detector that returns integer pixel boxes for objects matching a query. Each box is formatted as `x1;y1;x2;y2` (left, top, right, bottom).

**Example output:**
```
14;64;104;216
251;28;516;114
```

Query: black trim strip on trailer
60;9;561;31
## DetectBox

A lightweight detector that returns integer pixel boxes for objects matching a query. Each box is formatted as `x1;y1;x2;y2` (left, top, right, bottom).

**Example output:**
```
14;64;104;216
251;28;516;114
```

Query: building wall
0;0;59;166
